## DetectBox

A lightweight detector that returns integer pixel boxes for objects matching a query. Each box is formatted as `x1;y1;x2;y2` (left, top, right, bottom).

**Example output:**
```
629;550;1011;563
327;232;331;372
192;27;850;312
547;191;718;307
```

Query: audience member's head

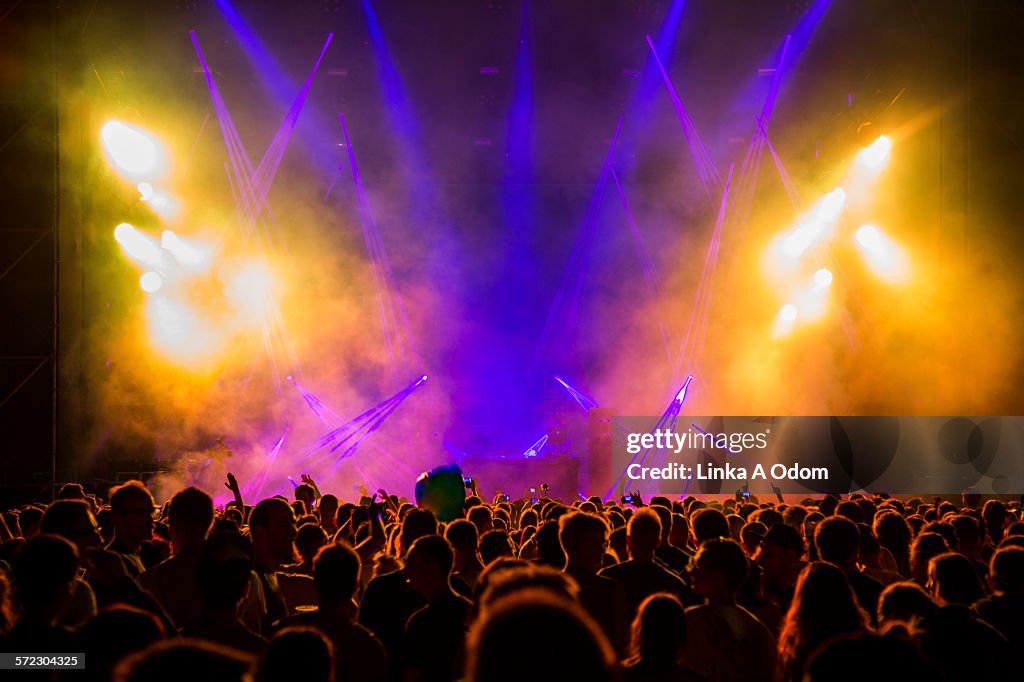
249;498;297;570
558;512;609;573
294;523;328;565
398;507;438;557
835;500;864;524
804;632;930;682
648;504;673;544
479;530;514;566
626;507;661;560
113;638;253;682
404;535;455;600
196;532;254;613
41;499;102;553
109;481;156;549
167;487;214;554
294;484;316;509
878;581;937;627
690;508;730;546
690;538;748;602
535;519;565;568
668;513;689;549
989;546;1024;596
465;590;614;682
475;562;579;615
312;541;360;608
78;606;167;681
909;532;950;585
927;552;985;606
627;593;688;671
778;561;868;682
445;519;479;555
259;627;333;682
317;494;339;525
18;505;45;539
467;505;493;536
740;521;767;555
757;522;804;585
814;515;860;569
57;483;86;500
11;534;80;621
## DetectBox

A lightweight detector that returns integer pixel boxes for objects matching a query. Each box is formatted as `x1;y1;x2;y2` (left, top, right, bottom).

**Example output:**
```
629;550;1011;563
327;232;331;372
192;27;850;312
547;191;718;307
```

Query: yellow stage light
140;271;163;293
858;135;892;171
162;231;210;269
100;120;165;179
114;223;163;268
854;224;910;283
815;188;847;223
856;224;883;251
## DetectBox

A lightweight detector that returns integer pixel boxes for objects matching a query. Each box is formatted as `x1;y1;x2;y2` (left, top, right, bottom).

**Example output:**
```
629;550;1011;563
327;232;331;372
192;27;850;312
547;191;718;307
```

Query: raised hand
225;472;243;509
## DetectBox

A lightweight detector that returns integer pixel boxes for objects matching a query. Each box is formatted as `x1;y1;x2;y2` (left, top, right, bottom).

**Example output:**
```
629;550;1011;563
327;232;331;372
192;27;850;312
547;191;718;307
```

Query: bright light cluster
769;135;909;338
105;120;279;367
101;121;166;178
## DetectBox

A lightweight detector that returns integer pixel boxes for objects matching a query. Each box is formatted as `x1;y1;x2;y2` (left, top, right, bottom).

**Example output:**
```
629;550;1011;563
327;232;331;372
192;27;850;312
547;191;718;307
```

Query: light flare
114;223;164;268
100;120;166;178
859;134;892;170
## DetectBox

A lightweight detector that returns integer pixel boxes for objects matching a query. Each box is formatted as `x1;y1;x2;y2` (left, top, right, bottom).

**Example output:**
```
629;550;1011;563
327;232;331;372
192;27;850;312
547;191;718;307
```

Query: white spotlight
859;135;892;170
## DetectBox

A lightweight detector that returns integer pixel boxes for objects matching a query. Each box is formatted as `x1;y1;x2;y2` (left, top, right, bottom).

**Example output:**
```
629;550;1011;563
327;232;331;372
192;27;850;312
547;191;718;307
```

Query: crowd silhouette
0;475;1021;681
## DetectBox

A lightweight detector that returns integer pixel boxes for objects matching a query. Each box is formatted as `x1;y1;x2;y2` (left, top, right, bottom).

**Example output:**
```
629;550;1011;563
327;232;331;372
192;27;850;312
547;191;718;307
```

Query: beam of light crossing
605;375;694;500
554;375;599;413
286;376;417;480
674;164;735;387
533;117;622;378
295;376;428;471
523;434;548;458
646;34;720;197
335;113;414;377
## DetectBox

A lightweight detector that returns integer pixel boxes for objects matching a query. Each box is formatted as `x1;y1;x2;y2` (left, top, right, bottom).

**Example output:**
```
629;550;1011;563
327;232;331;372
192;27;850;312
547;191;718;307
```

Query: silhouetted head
628;593;687;670
690;538;748;601
466;589;614;682
927;552;985;606
79;605;166;681
814;515;860;568
479;530;514;566
558;512;609;572
250;498;297;569
312;541;360;606
878;581;937;626
196;532;254;612
690;508;731;546
109;480;156;548
990;546;1024;596
260;627;333;682
113;638;253;682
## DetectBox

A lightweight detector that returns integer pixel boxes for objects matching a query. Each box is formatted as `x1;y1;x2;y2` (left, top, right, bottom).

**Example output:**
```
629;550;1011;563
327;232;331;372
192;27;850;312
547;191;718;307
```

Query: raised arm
225;472;244;511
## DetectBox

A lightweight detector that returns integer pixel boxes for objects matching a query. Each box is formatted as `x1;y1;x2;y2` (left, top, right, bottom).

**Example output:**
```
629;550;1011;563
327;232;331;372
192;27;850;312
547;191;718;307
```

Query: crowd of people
0;473;1022;682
